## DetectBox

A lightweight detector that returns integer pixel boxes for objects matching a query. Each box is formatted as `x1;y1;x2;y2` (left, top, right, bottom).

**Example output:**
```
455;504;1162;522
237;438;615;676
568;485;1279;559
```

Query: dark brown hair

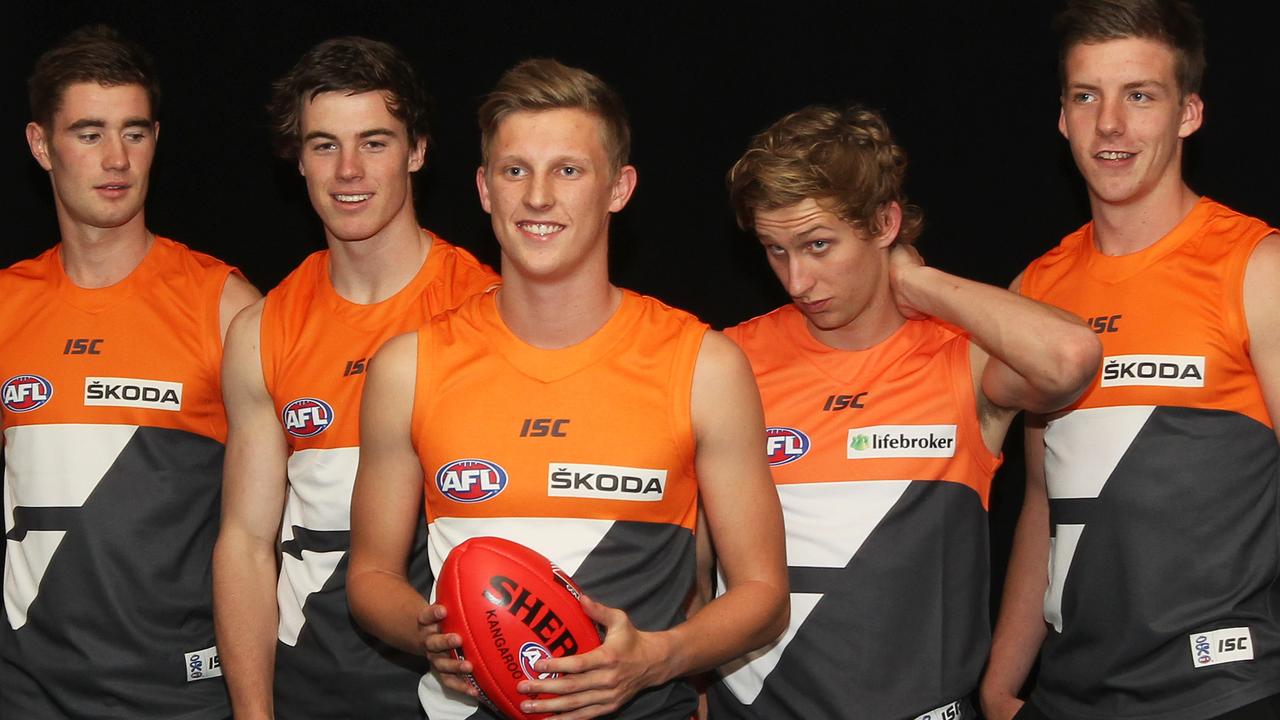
1056;0;1206;96
28;25;160;128
268;36;432;159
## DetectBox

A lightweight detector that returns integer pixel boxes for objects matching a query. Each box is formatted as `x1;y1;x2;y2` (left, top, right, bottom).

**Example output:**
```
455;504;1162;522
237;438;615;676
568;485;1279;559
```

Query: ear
608;165;638;213
26;122;53;171
1178;92;1204;139
1058;102;1069;141
476;166;492;214
873;202;903;249
153;120;160;143
408;135;427;172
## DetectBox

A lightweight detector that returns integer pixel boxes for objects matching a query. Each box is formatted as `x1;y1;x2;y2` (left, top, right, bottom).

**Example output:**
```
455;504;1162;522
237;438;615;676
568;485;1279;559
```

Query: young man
211;38;497;720
706;105;1099;720
981;2;1280;719
347;59;789;720
1;25;259;718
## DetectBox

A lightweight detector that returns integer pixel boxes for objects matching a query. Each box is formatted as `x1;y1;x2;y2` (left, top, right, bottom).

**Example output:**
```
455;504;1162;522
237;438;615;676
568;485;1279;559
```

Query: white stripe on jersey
282;446;360;534
4;423;139;629
714;480;911;703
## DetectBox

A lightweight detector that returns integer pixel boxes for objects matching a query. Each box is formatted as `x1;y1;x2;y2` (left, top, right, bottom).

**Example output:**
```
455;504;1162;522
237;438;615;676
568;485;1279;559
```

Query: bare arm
1244;234;1280;443
519;331;789;719
979;419;1050;720
346;333;431;654
219;272;262;343
212;301;289;720
890;251;1100;449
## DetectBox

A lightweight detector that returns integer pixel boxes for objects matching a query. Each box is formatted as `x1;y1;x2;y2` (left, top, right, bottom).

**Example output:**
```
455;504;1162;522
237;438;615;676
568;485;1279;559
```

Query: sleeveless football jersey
413;289;706;720
260;232;496;719
1020;198;1280;720
710;306;999;720
0;236;236;719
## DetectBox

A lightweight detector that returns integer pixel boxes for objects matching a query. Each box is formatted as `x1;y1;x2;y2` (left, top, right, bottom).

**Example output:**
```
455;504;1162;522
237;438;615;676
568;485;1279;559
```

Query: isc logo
281;398;334;438
765;427;810;466
2;375;53;413
437;459;508;502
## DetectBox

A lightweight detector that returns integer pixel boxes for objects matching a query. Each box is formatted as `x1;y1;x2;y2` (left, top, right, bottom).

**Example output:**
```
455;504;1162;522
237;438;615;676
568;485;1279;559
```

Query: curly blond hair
728;105;923;245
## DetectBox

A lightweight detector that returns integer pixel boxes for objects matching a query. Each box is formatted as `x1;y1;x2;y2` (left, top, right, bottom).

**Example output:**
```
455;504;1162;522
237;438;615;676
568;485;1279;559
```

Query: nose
523;171;553;210
101;135;130;171
785;256;816;299
337;147;363;181
1096;96;1125;136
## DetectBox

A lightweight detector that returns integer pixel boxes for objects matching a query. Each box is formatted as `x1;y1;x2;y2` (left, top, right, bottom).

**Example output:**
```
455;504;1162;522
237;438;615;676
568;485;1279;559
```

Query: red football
436;536;603;720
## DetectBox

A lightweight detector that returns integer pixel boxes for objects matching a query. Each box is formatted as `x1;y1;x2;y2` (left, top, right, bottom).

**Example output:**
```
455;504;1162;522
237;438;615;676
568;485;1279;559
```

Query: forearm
347;568;430;656
981;479;1051;715
212;533;281;720
652;577;788;683
898;266;1099;410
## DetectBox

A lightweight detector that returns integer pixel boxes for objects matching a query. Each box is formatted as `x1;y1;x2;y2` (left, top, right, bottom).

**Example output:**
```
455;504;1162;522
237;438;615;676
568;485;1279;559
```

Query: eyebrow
66;117;154;131
302;128;397;143
1068;79;1171;92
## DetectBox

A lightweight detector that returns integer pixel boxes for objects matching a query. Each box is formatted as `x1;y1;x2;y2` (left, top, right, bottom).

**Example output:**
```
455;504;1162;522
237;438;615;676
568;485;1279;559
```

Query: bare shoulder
219;273;263;342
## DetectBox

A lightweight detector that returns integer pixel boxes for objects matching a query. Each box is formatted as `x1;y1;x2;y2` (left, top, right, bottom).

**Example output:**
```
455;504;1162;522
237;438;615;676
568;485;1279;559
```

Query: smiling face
754;197;897;346
1058;37;1202;209
476;108;635;283
298;90;425;244
27;82;157;234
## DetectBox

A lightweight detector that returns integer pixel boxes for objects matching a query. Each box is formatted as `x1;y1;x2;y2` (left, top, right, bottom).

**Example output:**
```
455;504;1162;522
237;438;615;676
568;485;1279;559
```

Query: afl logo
436;459;508;503
518;641;556;680
282;397;334;438
3;375;53;413
765;427;810;466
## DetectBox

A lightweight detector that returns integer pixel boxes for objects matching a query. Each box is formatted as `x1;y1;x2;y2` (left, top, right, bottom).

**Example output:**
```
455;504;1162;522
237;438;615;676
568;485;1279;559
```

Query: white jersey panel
281;445;360;535
4;423;139;629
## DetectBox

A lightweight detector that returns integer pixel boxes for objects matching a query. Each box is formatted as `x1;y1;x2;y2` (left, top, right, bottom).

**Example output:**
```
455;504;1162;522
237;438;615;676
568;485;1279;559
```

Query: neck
496;262;619;350
1090;177;1200;256
325;213;430;305
57;212;153;289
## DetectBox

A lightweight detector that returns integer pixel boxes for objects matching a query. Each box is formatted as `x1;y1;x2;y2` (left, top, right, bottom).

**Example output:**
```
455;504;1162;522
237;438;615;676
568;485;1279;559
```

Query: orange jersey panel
0;236;234;440
414;290;705;529
1022;198;1274;427
261;231;498;450
725;306;999;507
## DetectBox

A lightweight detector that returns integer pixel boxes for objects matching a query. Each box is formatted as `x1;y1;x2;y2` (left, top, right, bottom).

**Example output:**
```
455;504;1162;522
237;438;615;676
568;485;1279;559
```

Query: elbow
1033;326;1102;413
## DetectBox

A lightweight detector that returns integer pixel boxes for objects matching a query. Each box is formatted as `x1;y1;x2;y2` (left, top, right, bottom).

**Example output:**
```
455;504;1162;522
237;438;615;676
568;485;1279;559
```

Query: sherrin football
436;536;602;720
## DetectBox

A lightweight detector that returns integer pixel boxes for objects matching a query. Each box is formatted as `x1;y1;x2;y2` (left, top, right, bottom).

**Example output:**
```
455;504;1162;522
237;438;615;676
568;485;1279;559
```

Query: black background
7;0;1280;640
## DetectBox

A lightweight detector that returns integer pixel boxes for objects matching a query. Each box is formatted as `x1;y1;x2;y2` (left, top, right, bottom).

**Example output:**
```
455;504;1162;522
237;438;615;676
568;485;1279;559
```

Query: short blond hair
728;105;923;245
478;58;630;174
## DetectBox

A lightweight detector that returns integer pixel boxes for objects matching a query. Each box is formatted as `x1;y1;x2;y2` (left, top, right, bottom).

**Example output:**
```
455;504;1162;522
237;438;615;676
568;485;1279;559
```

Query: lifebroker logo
1101;354;1205;388
282;397;334;437
2;375;53;413
765;427;810;466
85;377;183;411
437;459;508;502
847;424;957;459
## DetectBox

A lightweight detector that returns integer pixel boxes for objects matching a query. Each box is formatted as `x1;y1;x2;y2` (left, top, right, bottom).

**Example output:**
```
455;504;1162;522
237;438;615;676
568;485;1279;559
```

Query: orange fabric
725;306;1000;508
260;231;498;450
413;290;705;528
1021;198;1274;427
0;236;235;441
